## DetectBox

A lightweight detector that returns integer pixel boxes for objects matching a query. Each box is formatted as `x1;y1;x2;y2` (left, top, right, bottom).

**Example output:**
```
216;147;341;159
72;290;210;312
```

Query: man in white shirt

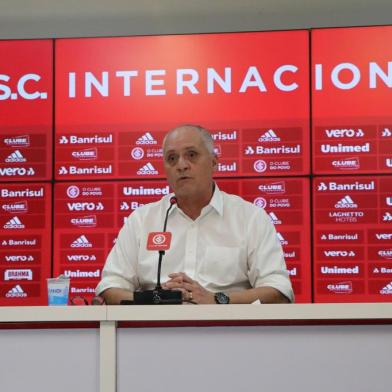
96;124;293;304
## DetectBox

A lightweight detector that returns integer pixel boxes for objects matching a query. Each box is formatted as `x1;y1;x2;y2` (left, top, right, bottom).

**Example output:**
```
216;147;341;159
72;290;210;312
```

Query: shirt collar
168;182;223;217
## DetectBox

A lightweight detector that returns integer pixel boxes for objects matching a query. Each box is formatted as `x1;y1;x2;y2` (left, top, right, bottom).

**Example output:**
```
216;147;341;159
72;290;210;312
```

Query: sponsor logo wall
313;176;392;301
1;26;391;305
0;184;52;305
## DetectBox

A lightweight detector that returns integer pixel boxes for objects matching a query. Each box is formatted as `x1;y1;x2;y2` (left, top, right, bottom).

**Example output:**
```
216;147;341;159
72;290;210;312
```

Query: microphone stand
132;198;183;305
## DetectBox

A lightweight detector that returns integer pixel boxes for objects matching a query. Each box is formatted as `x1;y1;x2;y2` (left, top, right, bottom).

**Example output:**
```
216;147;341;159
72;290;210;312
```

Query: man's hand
163;272;215;304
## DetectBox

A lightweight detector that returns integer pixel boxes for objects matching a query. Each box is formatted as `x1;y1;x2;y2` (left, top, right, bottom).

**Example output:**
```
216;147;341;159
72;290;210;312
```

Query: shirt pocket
198;246;247;288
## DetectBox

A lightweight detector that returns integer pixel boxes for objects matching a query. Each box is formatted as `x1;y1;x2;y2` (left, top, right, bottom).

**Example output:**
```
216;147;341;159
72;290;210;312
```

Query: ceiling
1;0;392;39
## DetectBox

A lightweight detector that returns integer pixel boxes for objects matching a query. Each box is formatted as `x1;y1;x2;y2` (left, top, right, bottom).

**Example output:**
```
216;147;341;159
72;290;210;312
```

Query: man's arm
164;273;290;304
100;288;134;305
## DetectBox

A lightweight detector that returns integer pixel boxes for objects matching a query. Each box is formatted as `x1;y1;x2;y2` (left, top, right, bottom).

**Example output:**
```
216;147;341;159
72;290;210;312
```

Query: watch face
215;292;230;304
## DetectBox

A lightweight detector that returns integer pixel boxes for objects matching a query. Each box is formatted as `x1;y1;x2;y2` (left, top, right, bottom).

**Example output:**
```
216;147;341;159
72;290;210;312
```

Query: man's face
163;127;217;199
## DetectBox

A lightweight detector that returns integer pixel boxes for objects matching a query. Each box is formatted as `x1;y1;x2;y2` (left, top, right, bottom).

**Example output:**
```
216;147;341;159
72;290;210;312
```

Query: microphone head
170;196;177;204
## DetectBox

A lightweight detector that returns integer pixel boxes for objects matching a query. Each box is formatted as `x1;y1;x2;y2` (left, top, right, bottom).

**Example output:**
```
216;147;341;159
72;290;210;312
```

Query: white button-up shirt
96;185;294;302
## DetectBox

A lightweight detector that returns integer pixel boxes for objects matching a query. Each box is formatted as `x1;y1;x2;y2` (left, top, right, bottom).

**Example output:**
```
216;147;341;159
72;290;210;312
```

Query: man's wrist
214;292;230;304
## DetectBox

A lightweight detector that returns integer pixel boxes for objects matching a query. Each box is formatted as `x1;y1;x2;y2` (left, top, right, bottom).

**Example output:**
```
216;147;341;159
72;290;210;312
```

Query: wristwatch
214;292;230;304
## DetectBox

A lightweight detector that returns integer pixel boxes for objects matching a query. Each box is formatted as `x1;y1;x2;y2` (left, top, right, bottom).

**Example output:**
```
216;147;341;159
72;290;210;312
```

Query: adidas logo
4;216;25;229
70;235;92;248
258;129;281;142
137;162;158;175
268;212;282;225
335;195;358;209
136;132;157;145
6;284;27;298
380;282;392;295
5;150;26;163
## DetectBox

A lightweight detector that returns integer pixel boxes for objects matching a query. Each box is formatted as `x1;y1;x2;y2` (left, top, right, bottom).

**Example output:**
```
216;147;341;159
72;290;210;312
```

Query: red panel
0;40;53;181
55;31;310;180
0;183;52;305
313;176;392;302
312;26;392;174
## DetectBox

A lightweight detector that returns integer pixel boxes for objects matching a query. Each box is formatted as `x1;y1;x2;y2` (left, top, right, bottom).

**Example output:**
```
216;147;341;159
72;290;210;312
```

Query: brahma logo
3;135;30;147
137;162;158;175
335;195;358;209
332;157;360;170
4;269;33;281
2;201;28;214
324;128;364;138
258;182;285;194
66;185;80;198
5;285;27;298
253;197;267;209
131;147;144;160
70;215;97;228
378;249;392;259
253;160;267;173
380;282;392;295
5;150;26;163
258;129;281;142
136;132;157;145
3;216;25;229
70;235;92;248
327;281;353;294
71;148;98;160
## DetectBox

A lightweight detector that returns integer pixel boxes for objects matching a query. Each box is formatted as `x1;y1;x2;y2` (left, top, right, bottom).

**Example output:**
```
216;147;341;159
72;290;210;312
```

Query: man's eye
166;155;177;165
187;151;198;160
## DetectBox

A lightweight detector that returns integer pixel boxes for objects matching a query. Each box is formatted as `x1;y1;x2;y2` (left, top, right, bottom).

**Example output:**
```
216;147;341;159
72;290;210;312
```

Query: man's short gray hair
164;124;215;155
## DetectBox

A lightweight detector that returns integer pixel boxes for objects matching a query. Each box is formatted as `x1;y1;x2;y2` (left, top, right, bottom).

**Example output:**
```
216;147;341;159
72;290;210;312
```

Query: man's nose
176;154;190;171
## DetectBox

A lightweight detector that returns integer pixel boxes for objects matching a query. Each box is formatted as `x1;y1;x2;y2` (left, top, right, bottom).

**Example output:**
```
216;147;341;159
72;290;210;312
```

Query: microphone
132;196;183;305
